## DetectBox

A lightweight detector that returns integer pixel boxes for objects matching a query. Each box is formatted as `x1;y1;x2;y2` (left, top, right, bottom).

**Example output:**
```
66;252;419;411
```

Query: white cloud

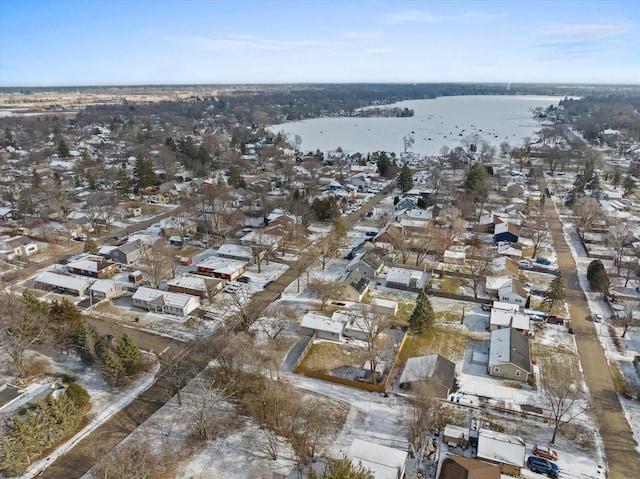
543;23;632;39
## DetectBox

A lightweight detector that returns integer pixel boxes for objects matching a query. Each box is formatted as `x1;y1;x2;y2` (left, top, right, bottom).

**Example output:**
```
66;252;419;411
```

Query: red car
533;445;559;461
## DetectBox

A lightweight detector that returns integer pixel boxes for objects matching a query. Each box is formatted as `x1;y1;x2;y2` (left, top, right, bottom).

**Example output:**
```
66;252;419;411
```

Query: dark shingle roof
510;329;531;373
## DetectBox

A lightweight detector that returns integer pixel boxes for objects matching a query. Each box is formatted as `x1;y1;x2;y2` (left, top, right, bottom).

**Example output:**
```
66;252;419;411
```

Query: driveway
539;174;639;477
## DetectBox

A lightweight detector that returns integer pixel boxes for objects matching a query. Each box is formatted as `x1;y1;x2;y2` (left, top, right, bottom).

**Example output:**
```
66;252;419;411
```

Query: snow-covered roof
300;313;344;335
485;276;511;291
371;298;397;310
477;428;526;467
90;279;120;293
347;439;407;479
398;354;455;387
488;328;531;373
132;287;198;309
386;267;427;287
492;301;519;312
216;243;252;258
35;271;89;291
490;310;530;330
197;256;247;272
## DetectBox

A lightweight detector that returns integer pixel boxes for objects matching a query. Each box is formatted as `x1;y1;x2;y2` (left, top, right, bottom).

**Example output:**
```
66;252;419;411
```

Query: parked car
481;304;492;312
536;257;552;265
365;231;377;237
533;445;559;461
590;313;603;323
236;276;251;283
224;284;240;293
545;315;565;325
517;260;532;268
527;456;558;477
72;234;88;242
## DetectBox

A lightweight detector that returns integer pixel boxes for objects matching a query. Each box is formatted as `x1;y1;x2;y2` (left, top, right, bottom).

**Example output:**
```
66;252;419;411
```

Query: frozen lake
269;95;562;157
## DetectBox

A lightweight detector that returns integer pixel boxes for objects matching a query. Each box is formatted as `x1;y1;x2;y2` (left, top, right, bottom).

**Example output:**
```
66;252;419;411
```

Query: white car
591;313;603;323
224;284;240;293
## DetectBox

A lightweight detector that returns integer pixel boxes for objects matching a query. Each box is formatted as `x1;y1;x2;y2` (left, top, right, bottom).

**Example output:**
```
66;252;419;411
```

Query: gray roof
345;270;369;293
509;329;531;373
115;240;141;254
399;354;455;391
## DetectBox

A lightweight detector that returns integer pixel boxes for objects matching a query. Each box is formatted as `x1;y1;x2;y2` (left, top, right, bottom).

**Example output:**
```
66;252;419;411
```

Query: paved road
539;175;639;478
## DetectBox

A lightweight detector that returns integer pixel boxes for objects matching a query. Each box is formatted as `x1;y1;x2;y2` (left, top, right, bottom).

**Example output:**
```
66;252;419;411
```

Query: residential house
34;271;90;296
335;270;370;302
386;267;429;291
398;354;456;398
89;279;122;300
438;455;500;479
488;328;531;382
443;425;470;448
489;309;530;333
166;274;224;298
494;222;520;243
0;235;38;258
498;278;528;306
476;429;526;476
196;257;246;281
346;439;407;479
0;207;17;222
491;256;520;278
66;258;117;279
300;312;344;342
216;244;255;263
346;251;384;279
109;240;144;265
394;197;415;211
239;229;281;251
443;250;466;265
496;241;523;259
373;224;404;248
132;287;200;316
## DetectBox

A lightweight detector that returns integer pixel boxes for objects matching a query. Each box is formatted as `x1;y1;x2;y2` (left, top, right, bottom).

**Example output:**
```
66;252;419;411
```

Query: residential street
34;191;389;478
539;176;640;478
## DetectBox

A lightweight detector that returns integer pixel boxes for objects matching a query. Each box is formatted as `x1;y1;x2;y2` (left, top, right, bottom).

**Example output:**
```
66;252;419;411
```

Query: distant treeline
353;106;414;118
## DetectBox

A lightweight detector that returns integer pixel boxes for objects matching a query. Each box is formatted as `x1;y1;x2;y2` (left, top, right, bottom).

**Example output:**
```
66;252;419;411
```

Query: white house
300;312;344;341
346;439;407;479
89;279;122;300
498;278;528;306
476;428;526;475
132;287;200;316
34;271;90;296
489;309;530;333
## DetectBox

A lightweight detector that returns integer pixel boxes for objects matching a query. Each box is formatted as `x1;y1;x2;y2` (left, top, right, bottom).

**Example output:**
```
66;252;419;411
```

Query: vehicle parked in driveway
236;276;250;283
590;313;603;322
481;304;492;312
536;257;552;265
544;315;565;325
533;445;559;461
517;260;532;268
527;456;558;477
224;283;240;293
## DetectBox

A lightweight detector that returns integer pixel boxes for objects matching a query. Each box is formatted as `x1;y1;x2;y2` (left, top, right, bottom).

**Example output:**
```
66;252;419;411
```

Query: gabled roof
489;328;531;373
115;240;142;254
344;270;370;294
399;354;455;391
439;455;500;479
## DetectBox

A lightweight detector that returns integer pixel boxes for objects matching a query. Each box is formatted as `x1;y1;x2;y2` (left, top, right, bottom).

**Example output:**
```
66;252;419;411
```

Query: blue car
527;456;558;478
536;257;552;265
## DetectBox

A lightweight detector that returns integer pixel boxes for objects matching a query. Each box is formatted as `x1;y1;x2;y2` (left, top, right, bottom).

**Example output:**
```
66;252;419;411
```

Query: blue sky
1;0;638;86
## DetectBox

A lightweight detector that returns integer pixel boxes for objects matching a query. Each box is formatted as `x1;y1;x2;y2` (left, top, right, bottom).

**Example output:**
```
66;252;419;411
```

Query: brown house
66;258;117;279
167;274;224;298
438;455;500;479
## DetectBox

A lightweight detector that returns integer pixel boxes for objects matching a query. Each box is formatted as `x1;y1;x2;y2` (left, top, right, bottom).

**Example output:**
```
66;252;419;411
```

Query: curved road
539;175;639;477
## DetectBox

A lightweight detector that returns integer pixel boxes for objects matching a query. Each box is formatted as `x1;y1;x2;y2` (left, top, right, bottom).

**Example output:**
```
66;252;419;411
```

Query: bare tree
139;241;174;288
0;290;49;377
223;288;263;332
184;371;231;442
467;247;494;299
306;279;336;312
355;304;391;352
606;218;631;275
572;197;601;236
407;383;441;453
260;303;298;340
524;211;552;259
542;360;587;444
615;301;640;338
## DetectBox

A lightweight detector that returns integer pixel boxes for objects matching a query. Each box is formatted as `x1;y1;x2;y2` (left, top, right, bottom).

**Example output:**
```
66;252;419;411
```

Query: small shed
371;298;398;316
128;270;143;283
443;250;466;265
443;425;469;447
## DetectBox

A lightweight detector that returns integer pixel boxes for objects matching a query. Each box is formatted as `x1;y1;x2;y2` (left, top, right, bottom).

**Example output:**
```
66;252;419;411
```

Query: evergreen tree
57;138;70;158
102;348;126;388
83;236;99;255
409;289;435;333
197;143;211;165
543;271;566;312
65;382;90;410
22;288;49;315
587;259;610;296
307;458;374;479
376;152;397;178
76;323;99;365
49;298;85;353
133;153;158;190
397;164;414;192
117;166;130;194
464;162;489;202
227;165;246;188
116;332;140;375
